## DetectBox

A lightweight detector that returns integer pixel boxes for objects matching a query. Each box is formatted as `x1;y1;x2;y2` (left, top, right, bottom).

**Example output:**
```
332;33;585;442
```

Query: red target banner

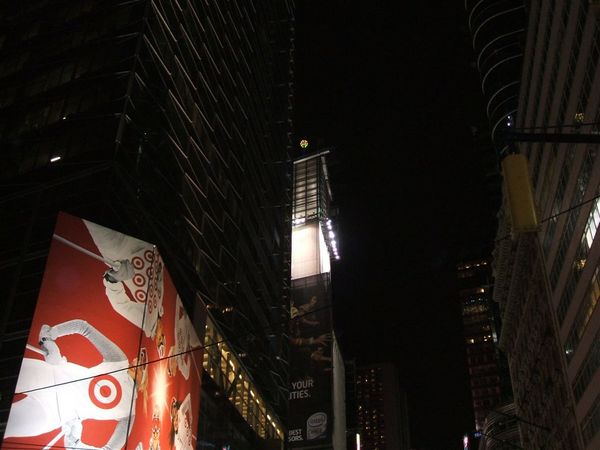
2;213;206;450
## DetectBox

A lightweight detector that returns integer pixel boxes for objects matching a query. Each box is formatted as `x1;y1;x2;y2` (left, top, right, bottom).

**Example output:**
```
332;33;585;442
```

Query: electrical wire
494;190;600;244
1;303;331;449
540;190;600;224
16;158;600;443
5;190;595;444
14;342;209;396
11;301;331;396
507;121;600;131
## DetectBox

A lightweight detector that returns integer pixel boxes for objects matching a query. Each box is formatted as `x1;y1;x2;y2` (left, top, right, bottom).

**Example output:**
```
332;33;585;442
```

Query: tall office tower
287;148;346;449
355;363;410;450
457;259;509;431
457;259;520;450
344;359;360;450
0;1;294;448
464;0;526;153
493;1;600;449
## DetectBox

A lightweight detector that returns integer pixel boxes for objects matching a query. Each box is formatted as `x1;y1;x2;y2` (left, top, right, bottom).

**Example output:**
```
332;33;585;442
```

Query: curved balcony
481;402;522;449
465;0;526;149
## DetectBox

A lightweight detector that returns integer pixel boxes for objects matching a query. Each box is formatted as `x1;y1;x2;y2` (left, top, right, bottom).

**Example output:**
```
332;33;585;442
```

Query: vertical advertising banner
2;213;204;450
288;275;333;448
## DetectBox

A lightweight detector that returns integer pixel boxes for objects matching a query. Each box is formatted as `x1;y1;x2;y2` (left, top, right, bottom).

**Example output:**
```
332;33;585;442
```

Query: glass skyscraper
0;1;295;447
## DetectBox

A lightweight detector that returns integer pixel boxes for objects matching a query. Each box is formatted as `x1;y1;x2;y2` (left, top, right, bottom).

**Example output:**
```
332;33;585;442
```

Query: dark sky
294;2;500;449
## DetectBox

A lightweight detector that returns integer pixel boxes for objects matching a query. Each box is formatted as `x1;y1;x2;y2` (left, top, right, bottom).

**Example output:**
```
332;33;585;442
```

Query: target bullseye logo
89;374;122;409
135;289;147;302
144;250;154;262
132;256;145;270
133;273;146;287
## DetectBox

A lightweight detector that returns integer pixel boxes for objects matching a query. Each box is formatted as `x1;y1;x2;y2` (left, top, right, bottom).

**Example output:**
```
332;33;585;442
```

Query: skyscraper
457;258;521;450
355;363;410;450
287;148;347;449
492;1;600;449
0;1;294;447
457;259;506;431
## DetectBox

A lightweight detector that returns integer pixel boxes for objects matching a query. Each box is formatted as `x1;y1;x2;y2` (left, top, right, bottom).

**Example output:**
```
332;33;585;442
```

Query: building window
581;394;600;445
564;265;600;362
572;328;600;401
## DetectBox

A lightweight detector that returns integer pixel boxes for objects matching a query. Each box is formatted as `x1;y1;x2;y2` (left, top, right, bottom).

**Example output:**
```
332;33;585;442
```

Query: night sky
294;3;501;449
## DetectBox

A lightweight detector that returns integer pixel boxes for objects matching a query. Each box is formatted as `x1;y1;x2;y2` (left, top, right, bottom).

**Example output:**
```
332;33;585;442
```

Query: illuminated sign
291;222;331;279
3;213;204;450
288;275;333;447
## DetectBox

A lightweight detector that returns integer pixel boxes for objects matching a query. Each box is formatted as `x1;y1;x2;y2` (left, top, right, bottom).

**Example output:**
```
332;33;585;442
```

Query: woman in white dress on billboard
5;319;147;450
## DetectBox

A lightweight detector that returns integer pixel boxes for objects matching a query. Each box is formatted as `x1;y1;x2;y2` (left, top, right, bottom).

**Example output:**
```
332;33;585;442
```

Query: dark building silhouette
345;359;359;450
457;258;522;450
356;363;409;450
457;258;507;431
0;1;294;447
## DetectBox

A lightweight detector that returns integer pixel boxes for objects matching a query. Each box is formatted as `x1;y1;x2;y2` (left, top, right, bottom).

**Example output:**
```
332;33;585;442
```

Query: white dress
84;220;164;340
169;296;201;380
173;394;194;450
5;320;136;450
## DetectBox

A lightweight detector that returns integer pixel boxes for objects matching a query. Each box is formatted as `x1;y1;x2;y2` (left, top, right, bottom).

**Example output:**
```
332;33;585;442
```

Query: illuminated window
584;197;600;249
203;317;282;440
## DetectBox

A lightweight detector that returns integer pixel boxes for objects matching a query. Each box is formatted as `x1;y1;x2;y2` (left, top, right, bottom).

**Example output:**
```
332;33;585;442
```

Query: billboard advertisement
2;212;204;450
288;274;333;448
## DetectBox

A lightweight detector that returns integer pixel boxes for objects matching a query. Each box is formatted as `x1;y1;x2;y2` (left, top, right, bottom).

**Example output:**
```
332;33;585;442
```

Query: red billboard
2;213;204;450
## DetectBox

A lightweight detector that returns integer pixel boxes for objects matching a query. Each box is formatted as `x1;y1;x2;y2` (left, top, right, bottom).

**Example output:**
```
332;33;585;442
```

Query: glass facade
464;0;526;153
292;153;332;224
202;316;283;440
0;0;294;443
291;151;339;264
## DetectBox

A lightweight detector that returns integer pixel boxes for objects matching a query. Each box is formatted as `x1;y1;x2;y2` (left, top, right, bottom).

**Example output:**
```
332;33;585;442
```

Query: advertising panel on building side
2;212;204;450
288;274;333;447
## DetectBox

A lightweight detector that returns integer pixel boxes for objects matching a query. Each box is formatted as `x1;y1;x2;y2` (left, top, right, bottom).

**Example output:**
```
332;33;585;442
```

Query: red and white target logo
89;374;123;409
132;256;145;270
144;250;154;262
147;294;158;314
135;289;147;302
133;273;146;287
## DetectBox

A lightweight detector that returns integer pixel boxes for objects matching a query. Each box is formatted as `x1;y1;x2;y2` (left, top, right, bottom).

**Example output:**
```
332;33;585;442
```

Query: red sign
2;213;204;450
